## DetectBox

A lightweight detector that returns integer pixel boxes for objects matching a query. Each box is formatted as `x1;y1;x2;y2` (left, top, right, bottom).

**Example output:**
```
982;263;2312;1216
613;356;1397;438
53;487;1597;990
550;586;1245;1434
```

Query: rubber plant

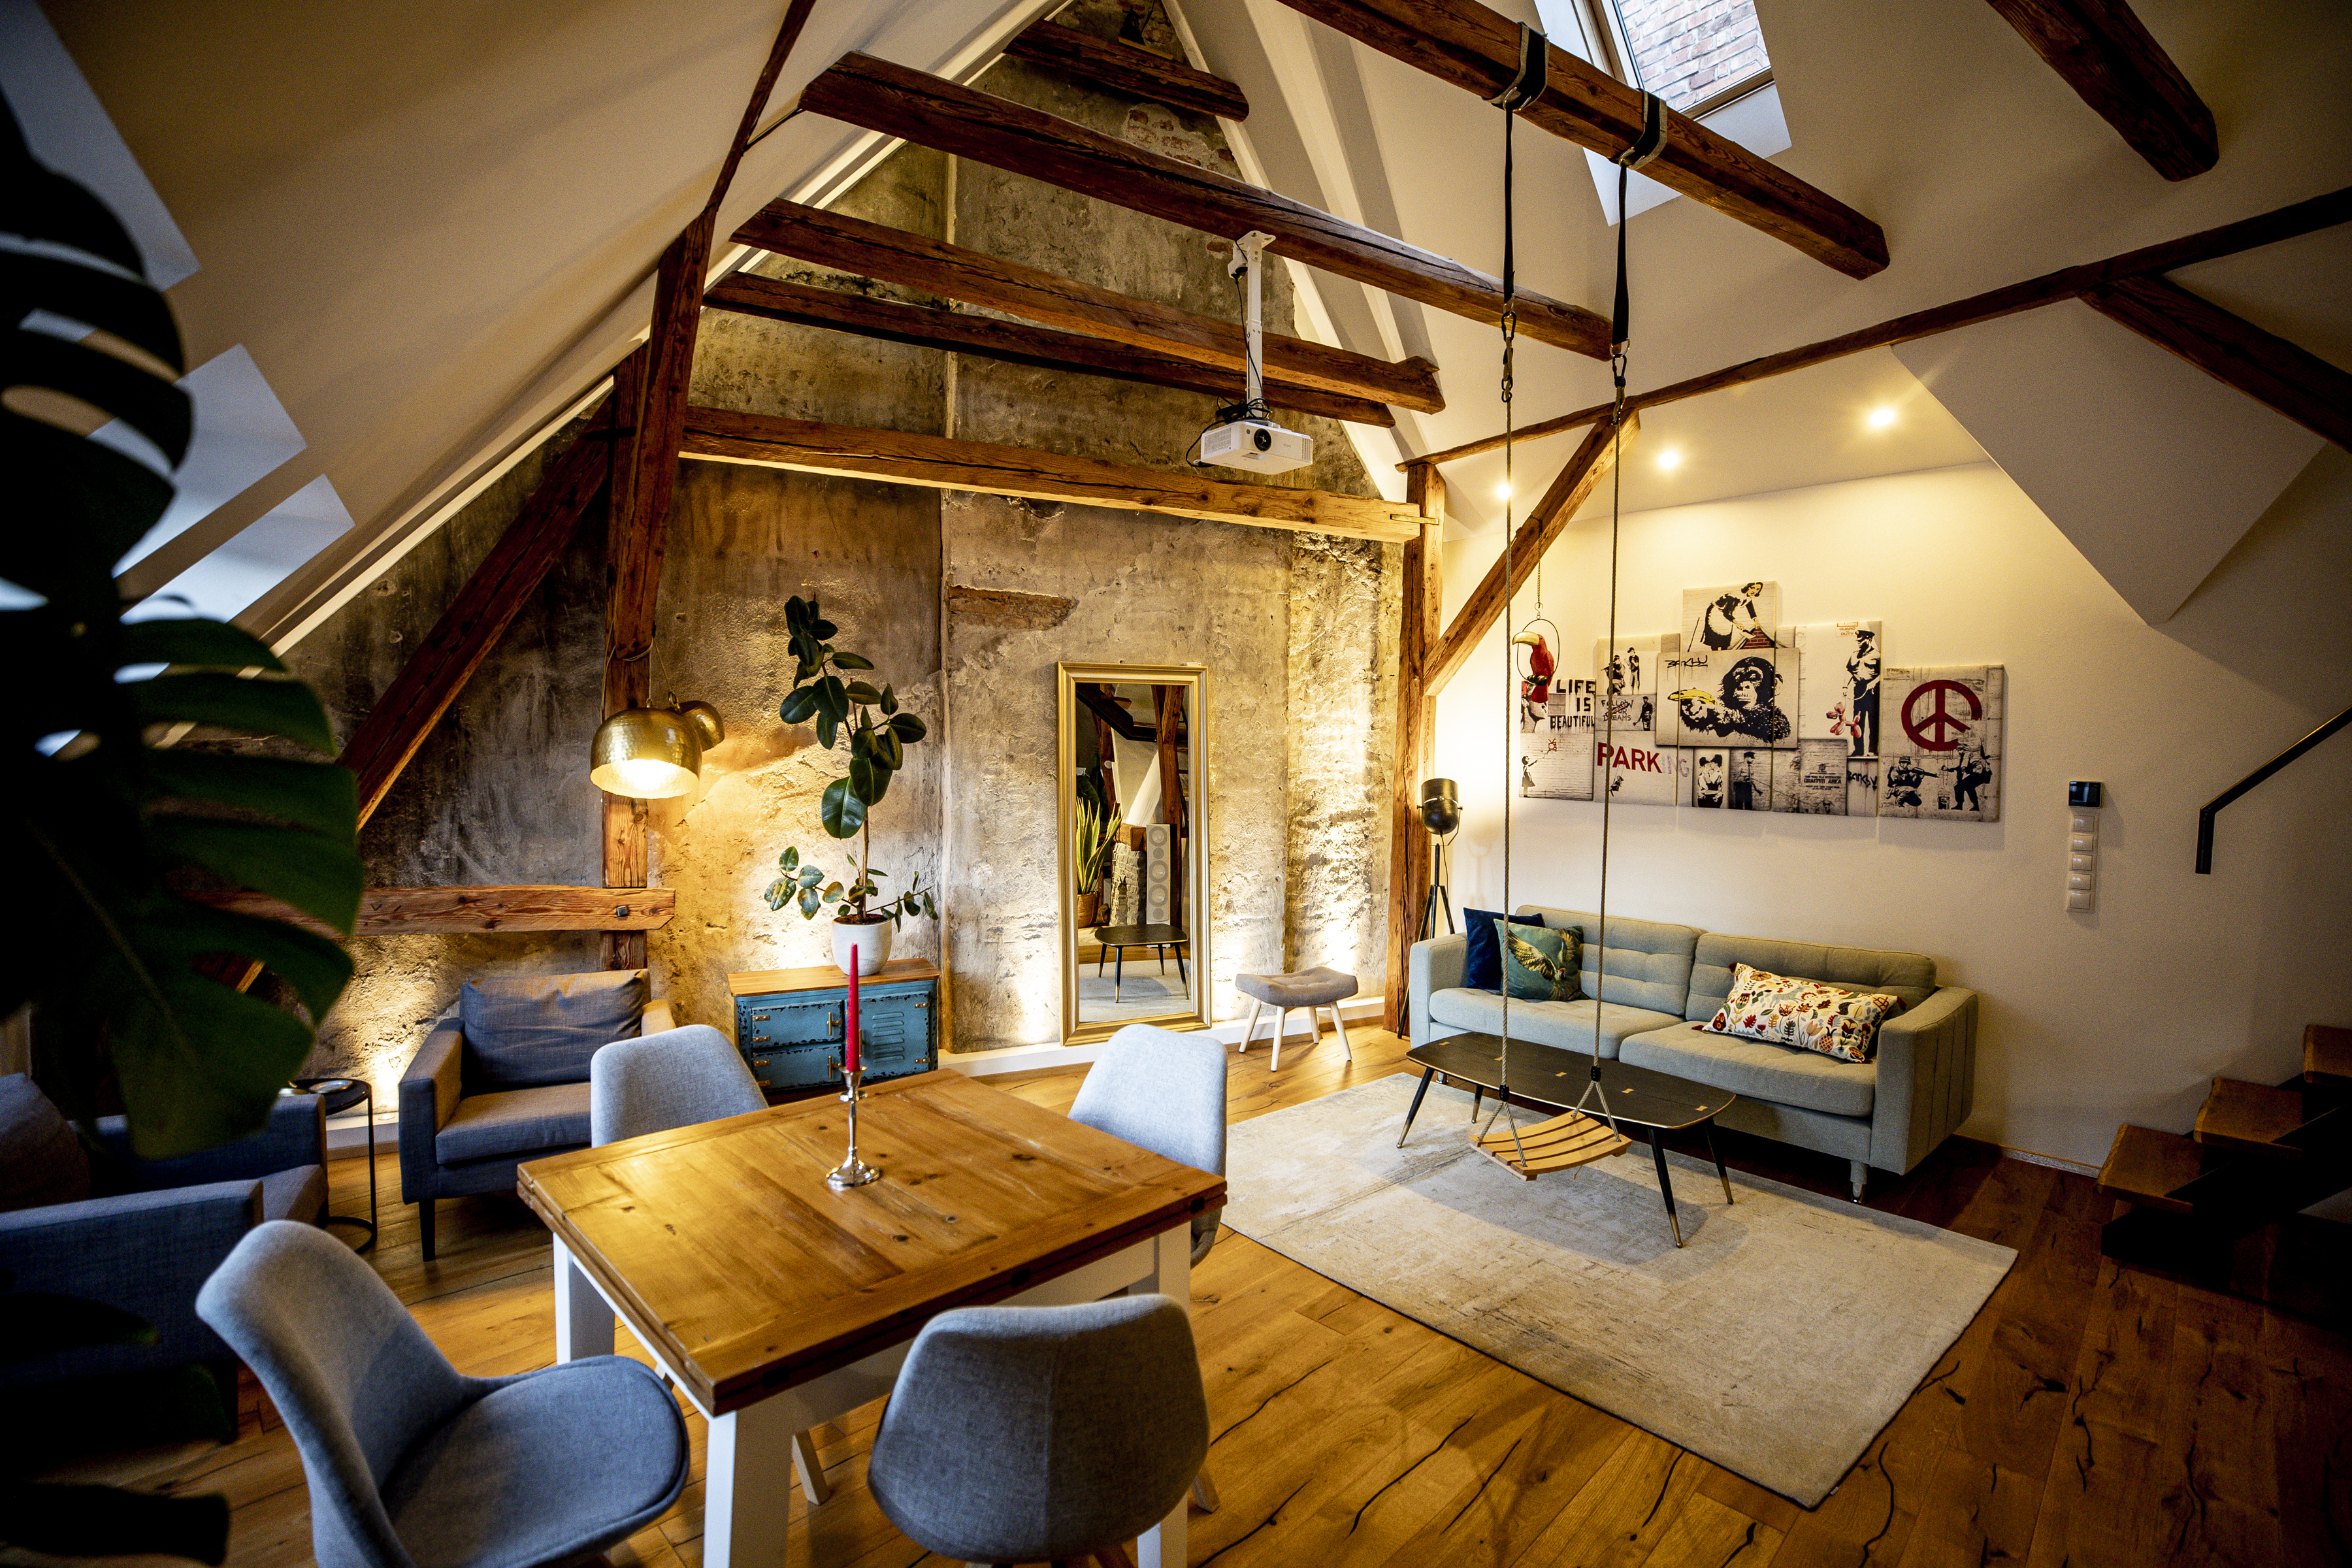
2;104;361;1561
762;596;936;930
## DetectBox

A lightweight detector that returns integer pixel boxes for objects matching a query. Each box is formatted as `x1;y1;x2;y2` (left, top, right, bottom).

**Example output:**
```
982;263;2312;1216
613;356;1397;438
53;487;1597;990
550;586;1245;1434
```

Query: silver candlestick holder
825;1066;881;1190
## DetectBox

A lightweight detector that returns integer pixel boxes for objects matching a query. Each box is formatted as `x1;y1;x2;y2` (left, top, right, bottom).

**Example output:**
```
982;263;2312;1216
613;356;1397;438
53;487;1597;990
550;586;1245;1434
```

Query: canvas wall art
1878;666;2004;821
1658;645;1801;749
1522;677;1595;801
1682;581;1784;651
1795;621;1882;759
1594;634;1661;735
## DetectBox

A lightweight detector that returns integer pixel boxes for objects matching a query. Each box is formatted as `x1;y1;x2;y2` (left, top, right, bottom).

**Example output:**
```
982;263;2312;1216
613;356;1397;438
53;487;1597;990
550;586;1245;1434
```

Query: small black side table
293;1076;377;1252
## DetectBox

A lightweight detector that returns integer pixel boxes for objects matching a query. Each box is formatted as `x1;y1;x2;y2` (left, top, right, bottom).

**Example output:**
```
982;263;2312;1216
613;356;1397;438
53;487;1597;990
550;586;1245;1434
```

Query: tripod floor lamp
1418;778;1460;940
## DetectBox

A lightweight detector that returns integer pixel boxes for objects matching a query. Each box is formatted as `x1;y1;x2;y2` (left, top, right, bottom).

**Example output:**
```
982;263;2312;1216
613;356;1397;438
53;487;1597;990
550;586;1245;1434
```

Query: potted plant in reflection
1071;775;1116;929
763;596;936;975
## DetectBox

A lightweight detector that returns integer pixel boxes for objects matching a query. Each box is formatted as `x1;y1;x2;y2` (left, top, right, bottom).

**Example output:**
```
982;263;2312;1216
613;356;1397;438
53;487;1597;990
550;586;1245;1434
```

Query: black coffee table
1091;923;1188;999
1403;1032;1738;1246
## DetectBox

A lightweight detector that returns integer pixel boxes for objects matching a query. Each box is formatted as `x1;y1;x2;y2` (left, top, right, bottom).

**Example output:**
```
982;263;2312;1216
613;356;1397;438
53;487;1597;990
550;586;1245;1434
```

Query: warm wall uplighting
1656;449;1683;472
1868;406;1899;429
1493;481;1512;501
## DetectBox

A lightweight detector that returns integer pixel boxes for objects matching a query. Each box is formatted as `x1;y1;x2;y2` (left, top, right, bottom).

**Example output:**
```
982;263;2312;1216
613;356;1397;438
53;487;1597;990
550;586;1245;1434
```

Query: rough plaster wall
281;412;609;1092
942;493;1295;1051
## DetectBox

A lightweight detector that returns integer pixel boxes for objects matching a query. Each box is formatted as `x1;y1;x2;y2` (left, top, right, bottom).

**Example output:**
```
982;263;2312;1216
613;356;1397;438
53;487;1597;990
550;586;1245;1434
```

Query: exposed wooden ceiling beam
1425;413;1635;694
704;272;1396;426
1004;20;1250;121
337;416;612;826
794;52;1612;357
1271;0;1888;279
2082;276;2352;450
734;199;1444;412
1985;0;2216;180
192;885;678;939
1405;184;2352;469
680;406;1424;544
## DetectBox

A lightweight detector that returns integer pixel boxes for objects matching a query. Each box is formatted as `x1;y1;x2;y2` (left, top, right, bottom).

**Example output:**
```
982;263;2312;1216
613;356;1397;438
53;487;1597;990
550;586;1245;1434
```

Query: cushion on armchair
0;1075;91;1213
461;970;649;1088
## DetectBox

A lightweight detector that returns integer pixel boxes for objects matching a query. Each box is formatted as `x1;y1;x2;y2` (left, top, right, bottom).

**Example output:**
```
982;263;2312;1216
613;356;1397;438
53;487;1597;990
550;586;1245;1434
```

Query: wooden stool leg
1190;1467;1220;1512
791;1429;828;1505
1328;1005;1354;1060
1240;998;1261;1051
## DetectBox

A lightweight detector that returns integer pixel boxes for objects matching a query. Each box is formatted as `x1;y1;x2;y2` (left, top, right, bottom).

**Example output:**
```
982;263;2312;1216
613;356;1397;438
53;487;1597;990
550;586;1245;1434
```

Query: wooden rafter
336;415;612;827
734;199;1444;412
1384;465;1443;1034
679;406;1424;544
1985;0;2216;180
1271;0;1887;279
191;885;679;941
794;52;1612;357
1425;412;1635;695
1406;185;2352;470
2082;276;2352;451
704;272;1395;426
1004;19;1250;121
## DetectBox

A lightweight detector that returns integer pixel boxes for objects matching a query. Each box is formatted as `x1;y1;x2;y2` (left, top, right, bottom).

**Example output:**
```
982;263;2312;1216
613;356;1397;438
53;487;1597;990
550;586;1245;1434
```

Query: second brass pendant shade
591;698;724;799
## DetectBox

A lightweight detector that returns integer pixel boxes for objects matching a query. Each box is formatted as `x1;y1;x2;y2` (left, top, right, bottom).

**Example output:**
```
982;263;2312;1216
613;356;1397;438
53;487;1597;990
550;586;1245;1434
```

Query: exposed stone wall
285;16;1398;1093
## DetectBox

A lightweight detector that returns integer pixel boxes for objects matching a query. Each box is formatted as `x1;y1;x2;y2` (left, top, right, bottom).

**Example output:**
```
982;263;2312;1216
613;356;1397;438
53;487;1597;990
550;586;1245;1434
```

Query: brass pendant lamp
590;696;725;800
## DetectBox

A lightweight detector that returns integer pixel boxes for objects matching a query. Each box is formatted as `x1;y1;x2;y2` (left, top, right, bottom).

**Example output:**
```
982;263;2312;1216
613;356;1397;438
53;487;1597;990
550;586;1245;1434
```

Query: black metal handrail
2197;703;2352;873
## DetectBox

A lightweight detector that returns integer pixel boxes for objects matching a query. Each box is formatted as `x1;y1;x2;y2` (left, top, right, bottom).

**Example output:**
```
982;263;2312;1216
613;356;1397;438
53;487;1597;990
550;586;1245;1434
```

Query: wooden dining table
517;1068;1224;1568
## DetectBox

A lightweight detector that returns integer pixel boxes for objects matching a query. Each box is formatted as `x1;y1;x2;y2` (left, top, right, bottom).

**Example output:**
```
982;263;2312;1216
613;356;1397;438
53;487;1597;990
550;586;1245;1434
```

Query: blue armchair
0;1074;326;1392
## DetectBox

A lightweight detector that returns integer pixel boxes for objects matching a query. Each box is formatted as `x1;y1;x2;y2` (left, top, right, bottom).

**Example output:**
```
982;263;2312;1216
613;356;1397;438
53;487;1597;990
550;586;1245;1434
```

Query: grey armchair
0;1074;325;1393
399;969;674;1260
866;1296;1209;1568
198;1220;687;1568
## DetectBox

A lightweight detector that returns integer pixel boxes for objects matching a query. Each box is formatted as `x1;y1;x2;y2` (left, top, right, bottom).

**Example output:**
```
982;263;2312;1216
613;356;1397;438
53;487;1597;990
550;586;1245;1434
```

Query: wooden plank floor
20;1026;2349;1568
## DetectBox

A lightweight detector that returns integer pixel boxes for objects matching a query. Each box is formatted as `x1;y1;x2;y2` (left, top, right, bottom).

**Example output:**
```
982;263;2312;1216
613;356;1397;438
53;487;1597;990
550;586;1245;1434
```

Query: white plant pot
832;919;892;976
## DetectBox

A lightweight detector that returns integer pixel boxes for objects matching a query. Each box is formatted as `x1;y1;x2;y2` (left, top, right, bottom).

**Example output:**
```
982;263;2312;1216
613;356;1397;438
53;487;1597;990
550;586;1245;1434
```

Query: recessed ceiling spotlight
1656;448;1682;472
1493;481;1512;502
1868;405;1898;429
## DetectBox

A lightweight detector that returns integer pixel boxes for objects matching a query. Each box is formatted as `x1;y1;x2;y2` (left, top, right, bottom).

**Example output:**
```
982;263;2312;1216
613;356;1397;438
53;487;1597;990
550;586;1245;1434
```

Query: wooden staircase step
2195;1077;2308;1155
2096;1124;2207;1214
2306;1022;2352;1086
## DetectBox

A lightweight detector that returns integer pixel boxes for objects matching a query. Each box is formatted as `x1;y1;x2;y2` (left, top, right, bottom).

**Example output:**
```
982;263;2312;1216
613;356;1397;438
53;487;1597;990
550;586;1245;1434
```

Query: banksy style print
1683;581;1784;651
1795;621;1882;759
1878;666;2004;821
1658;647;1801;749
1522;678;1596;800
1593;634;1661;734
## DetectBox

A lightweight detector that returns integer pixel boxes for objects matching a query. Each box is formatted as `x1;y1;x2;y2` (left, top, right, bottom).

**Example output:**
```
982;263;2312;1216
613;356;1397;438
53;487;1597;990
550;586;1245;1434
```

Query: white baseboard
1997;1144;2102;1178
944;995;1385;1078
326;1112;395;1160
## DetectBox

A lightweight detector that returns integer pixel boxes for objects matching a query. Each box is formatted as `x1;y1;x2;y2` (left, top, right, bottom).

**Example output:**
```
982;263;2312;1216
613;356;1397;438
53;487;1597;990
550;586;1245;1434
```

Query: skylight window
1595;0;1773;118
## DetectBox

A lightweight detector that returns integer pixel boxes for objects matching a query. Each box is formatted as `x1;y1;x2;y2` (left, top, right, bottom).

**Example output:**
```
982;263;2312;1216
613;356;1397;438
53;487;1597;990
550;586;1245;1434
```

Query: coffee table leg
1650;1132;1685;1248
1470;1085;1483;1121
551;1237;613;1361
1141;1226;1191;1568
1396;1069;1436;1147
1115;945;1124;1001
1703;1122;1734;1204
706;1395;798;1568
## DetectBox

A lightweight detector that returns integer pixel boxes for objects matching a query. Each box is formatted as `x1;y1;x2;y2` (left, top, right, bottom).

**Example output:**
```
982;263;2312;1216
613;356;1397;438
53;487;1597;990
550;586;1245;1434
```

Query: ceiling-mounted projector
1199;231;1314;476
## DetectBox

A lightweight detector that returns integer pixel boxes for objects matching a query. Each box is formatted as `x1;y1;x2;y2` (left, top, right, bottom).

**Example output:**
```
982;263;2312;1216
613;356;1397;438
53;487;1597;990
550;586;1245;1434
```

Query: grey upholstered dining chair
866;1296;1210;1568
196;1220;687;1568
587;1025;831;1506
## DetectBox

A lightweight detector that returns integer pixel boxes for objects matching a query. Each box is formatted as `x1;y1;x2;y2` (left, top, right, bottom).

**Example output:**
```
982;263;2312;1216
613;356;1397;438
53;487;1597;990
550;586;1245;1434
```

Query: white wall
1431;455;2352;1168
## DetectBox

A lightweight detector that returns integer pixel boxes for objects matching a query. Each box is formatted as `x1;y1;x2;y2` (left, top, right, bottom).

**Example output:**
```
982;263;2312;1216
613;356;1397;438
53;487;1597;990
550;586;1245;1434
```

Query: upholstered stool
1234;968;1356;1070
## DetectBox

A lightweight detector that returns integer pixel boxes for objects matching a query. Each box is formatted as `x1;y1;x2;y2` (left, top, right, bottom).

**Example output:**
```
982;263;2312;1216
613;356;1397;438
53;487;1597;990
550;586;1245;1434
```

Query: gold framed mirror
1058;662;1209;1044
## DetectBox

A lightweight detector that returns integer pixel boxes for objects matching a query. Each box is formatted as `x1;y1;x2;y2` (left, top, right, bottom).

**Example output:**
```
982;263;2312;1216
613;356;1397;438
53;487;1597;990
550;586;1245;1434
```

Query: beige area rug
1222;1075;2014;1505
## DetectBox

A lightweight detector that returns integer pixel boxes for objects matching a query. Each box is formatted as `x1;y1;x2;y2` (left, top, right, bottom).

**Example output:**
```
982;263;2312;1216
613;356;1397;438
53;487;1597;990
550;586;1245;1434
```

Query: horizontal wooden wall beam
2082;275;2352;450
1425;412;1635;694
1004;20;1250;120
1272;0;1887;278
1405;184;2352;469
1985;0;2216;180
794;52;1611;357
735;199;1443;412
193;885;678;939
337;417;612;826
680;406;1424;544
704;272;1395;426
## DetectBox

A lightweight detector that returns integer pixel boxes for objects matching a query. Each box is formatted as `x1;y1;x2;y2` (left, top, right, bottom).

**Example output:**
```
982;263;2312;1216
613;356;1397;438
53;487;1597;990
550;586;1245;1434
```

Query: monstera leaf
1;105;359;1159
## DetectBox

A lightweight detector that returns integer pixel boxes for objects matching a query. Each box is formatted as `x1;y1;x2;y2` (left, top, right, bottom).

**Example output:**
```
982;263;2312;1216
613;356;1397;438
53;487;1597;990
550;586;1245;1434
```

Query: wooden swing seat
1471;1108;1632;1180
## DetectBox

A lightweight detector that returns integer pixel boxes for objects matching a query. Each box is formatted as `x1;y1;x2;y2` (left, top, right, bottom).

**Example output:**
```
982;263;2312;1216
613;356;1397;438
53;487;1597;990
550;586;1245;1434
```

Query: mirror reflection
1061;664;1207;1039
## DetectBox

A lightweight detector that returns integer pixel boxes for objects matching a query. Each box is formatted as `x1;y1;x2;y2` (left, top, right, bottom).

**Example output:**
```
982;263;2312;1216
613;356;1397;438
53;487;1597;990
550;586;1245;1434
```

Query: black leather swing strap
1616;90;1669;171
1486;24;1548;112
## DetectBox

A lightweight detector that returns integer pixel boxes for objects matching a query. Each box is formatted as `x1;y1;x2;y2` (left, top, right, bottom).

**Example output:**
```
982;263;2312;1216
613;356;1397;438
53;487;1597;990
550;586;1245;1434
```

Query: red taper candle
843;945;860;1073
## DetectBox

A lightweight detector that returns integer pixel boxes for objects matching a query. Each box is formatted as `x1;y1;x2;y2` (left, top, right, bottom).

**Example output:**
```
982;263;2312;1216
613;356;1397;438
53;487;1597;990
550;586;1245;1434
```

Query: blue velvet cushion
461;970;647;1089
1461;908;1541;992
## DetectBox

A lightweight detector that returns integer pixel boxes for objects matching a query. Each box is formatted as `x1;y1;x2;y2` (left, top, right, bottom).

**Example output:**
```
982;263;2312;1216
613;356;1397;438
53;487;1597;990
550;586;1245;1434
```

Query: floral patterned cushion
1698;962;1905;1063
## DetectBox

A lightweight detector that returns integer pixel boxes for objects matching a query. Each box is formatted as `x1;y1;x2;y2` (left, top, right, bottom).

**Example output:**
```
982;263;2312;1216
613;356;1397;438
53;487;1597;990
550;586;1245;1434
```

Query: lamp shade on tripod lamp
1418;777;1460;836
591;699;725;799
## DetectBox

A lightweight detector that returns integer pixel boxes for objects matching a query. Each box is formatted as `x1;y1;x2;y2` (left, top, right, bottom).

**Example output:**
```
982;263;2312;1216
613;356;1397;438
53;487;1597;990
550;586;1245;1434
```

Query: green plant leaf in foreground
0;1482;229;1565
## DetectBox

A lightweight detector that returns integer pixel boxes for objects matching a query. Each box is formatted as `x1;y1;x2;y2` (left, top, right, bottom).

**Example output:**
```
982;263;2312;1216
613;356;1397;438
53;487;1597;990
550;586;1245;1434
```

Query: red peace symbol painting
1901;679;1982;751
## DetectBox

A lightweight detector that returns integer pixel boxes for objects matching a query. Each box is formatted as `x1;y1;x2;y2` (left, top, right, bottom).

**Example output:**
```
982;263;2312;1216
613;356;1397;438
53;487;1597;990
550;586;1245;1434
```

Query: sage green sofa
1409;904;1978;1200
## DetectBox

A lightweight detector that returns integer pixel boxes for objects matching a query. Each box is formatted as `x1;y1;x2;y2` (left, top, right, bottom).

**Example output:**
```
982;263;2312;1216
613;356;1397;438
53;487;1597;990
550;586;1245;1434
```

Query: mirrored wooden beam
735;199;1443;412
1004;20;1250;120
1271;0;1887;278
1985;0;2216;180
680;406;1425;544
794;52;1612;357
2083;276;2352;450
704;272;1395;426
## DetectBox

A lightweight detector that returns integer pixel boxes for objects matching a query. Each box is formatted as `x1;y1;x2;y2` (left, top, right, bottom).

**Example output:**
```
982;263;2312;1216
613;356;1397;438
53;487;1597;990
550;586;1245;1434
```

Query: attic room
4;0;2348;1563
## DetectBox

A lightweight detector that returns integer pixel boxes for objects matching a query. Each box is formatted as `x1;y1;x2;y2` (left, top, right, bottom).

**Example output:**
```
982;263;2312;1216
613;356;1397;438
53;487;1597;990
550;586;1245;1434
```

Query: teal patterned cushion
1499;921;1584;1003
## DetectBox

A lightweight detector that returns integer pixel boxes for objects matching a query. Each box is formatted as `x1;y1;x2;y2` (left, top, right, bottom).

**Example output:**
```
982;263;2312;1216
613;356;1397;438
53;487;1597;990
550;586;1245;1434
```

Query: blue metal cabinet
728;960;939;1092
